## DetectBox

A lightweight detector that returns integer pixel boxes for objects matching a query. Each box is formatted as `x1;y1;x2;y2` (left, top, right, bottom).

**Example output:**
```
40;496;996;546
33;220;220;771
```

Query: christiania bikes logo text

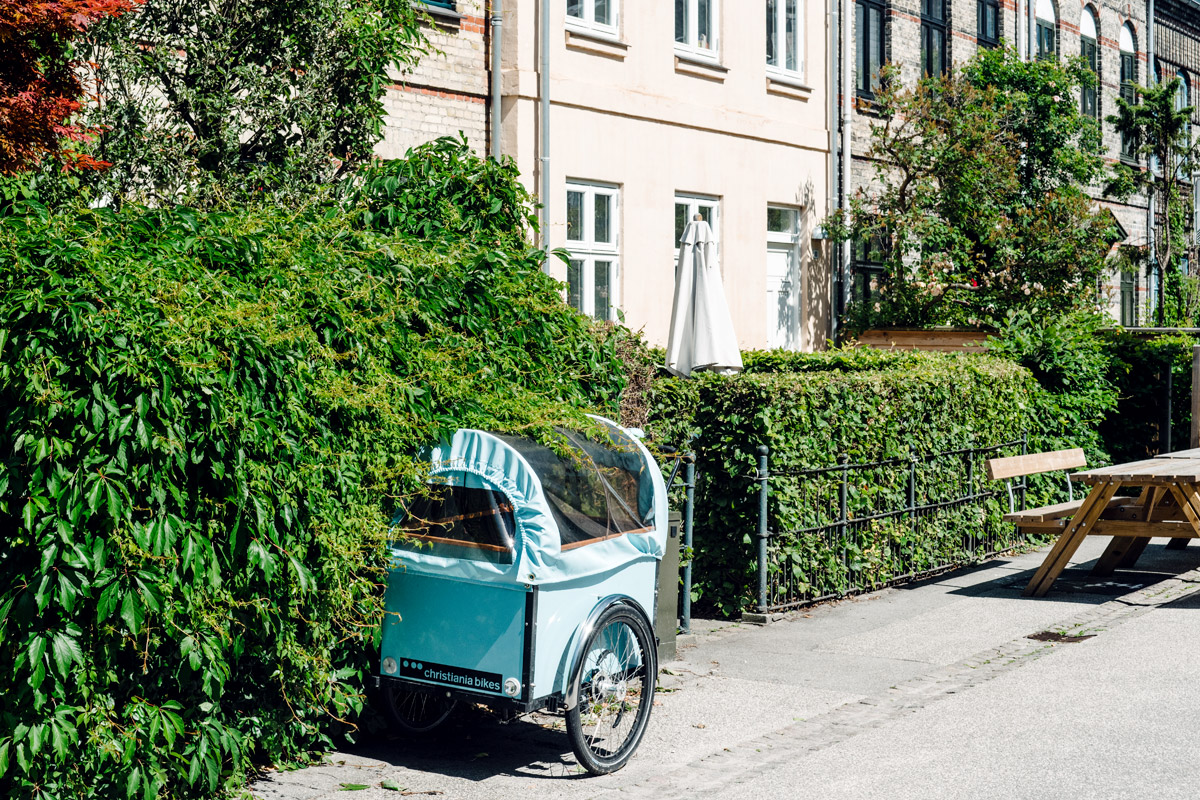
398;658;501;693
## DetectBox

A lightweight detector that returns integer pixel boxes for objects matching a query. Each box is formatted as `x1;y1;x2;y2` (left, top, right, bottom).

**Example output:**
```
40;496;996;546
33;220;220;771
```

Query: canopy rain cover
391;417;668;585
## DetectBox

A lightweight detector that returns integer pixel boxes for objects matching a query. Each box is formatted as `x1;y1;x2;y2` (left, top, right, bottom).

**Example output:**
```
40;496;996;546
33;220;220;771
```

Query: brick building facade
842;0;1200;325
377;2;491;159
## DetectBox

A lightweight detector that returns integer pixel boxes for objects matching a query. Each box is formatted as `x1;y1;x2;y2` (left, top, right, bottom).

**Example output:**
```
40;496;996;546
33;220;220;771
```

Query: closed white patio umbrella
665;216;743;378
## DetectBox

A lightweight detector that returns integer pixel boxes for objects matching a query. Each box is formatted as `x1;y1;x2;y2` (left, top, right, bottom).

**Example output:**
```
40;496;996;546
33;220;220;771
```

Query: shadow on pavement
343;705;588;783
922;542;1200;603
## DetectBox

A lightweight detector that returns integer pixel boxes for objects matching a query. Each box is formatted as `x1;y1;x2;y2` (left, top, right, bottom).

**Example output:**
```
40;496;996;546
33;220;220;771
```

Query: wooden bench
985;448;1132;531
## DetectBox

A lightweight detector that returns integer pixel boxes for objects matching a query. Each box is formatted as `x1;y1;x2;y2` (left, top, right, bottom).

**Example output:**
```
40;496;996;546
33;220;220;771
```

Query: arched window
1036;0;1057;59
1080;7;1098;118
1119;23;1138;159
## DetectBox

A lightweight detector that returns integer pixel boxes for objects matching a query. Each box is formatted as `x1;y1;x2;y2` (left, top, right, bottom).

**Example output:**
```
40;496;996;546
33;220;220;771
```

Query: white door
766;243;799;349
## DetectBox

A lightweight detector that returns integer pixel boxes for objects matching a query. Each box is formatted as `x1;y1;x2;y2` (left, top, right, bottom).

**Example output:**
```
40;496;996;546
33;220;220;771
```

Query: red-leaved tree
0;0;134;174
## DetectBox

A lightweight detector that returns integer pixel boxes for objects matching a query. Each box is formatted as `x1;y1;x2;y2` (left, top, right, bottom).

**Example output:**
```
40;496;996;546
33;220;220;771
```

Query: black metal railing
750;438;1027;614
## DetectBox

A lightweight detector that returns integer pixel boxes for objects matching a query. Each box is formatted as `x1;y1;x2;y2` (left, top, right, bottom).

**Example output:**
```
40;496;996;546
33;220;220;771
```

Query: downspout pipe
839;0;851;345
490;0;502;160
1148;0;1161;321
541;0;552;269
829;0;839;345
1017;0;1024;60
1028;0;1035;61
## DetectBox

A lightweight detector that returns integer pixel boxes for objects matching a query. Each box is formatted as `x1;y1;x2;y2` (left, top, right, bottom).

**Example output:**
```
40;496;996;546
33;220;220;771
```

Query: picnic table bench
989;449;1200;597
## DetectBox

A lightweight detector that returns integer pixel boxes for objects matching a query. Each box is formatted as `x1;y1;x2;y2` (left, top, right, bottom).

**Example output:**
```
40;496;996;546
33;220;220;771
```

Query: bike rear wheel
566;603;657;775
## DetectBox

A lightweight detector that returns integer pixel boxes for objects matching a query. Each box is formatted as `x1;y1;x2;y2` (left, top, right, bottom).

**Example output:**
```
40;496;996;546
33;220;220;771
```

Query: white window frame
566;181;620;321
766;0;805;80
675;193;721;264
766;205;803;350
766;205;800;244
566;0;620;38
675;0;720;61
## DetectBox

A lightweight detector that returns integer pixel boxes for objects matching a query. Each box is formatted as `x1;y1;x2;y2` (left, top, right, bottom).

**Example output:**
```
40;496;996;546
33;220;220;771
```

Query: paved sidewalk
249;538;1200;800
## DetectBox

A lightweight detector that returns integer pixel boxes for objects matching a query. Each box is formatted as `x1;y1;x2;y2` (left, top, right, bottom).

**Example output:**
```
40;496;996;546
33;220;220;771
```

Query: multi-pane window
675;194;720;255
852;229;889;307
676;0;718;58
1034;0;1056;60
1080;40;1097;115
1120;271;1138;327
422;0;455;8
1120;25;1138;160
1035;23;1055;58
1080;9;1098;119
977;0;999;48
921;0;946;78
567;0;618;36
766;0;804;77
566;182;620;321
855;0;885;95
675;195;719;242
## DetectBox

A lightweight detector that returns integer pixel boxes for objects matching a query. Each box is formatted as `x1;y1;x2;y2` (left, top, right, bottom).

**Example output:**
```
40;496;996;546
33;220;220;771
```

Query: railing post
838;453;849;591
1190;344;1200;448
907;452;917;509
1166;356;1174;453
756;445;770;615
680;452;696;635
907;450;918;562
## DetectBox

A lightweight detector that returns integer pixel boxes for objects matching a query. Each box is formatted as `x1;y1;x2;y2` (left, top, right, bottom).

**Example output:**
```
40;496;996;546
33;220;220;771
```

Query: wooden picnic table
1024;453;1200;597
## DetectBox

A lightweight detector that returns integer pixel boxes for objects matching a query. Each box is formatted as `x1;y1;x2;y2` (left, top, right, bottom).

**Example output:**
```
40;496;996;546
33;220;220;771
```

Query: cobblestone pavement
248;540;1200;800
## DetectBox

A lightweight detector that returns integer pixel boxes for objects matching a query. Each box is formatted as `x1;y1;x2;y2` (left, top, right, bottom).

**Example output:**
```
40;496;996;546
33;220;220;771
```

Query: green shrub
0;195;620;798
741;346;928;374
645;350;1055;616
352;135;537;249
1099;330;1196;463
985;309;1118;466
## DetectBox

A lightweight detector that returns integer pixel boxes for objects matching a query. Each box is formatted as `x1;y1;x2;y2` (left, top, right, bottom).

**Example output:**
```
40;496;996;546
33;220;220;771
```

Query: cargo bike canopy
392;417;668;585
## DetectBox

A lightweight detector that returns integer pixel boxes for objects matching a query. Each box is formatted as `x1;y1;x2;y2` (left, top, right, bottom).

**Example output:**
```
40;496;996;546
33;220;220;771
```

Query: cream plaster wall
501;0;832;350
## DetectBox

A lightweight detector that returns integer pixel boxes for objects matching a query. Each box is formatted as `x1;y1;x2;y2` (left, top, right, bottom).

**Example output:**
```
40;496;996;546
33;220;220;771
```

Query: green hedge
1099;331;1196;463
0;181;622;796
646;349;1094;616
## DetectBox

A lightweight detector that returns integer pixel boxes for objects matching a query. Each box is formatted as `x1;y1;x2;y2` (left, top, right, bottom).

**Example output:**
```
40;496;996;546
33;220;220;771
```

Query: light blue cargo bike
374;416;668;774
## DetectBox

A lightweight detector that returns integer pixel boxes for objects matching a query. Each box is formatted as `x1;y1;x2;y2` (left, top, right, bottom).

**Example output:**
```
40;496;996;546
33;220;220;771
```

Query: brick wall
846;0;1159;319
377;1;490;159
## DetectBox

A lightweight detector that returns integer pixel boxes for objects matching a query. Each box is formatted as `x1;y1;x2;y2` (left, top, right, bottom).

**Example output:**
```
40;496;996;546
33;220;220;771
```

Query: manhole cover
1027;631;1096;643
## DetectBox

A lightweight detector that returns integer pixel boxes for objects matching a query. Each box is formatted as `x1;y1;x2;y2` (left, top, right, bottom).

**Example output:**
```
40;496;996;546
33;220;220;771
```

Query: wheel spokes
579;621;646;758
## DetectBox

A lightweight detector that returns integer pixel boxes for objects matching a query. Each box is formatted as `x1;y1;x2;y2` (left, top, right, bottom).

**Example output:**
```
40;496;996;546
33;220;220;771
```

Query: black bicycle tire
381;683;458;735
565;602;657;775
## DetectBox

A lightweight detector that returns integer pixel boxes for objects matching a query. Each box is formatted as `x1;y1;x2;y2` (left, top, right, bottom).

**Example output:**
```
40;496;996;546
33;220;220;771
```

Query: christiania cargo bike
373;416;668;775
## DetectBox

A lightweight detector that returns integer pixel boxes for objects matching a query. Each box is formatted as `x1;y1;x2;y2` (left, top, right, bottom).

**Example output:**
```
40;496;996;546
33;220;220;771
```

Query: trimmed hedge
1099;331;1196;463
646;348;1093;616
0;186;622;797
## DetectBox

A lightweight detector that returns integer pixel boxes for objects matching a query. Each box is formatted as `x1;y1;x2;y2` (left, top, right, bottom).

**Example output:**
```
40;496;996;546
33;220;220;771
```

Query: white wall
503;0;832;350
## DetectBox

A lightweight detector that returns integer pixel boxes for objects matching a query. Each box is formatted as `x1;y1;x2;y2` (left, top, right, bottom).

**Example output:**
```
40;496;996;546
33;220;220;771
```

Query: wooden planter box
854;328;990;353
